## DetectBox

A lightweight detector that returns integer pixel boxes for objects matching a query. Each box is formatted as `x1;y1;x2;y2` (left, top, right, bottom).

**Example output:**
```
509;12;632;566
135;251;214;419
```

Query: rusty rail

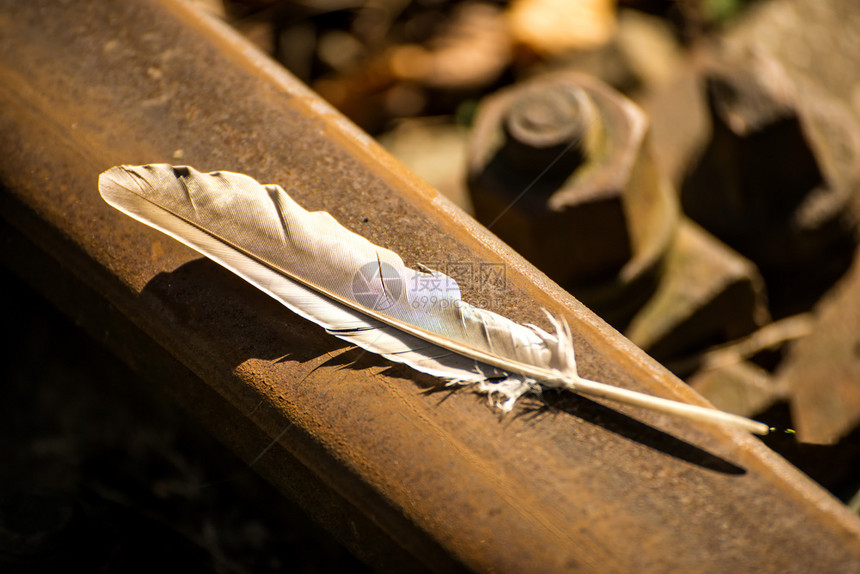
2;0;860;571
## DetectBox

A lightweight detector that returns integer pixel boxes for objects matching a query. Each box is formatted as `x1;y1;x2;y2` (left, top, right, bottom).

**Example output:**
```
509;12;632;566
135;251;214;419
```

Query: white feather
99;165;769;434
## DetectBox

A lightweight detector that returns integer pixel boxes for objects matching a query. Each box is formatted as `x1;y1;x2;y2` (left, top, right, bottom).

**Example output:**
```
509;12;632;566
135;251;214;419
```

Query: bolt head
504;84;593;150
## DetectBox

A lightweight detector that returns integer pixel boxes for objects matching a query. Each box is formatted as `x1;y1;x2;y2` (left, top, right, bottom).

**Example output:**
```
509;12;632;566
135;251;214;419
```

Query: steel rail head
2;0;860;571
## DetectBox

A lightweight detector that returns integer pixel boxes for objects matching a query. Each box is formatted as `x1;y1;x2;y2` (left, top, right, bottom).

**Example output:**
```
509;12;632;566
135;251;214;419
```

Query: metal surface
2;1;860;572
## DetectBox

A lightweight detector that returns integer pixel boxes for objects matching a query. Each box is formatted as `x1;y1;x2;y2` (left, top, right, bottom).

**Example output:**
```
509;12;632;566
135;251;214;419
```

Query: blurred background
4;0;860;571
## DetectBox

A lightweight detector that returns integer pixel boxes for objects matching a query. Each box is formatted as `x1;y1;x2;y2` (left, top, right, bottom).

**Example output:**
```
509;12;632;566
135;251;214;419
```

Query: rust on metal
625;220;769;363
681;44;858;314
776;251;860;444
467;72;678;319
467;72;769;363
2;1;860;572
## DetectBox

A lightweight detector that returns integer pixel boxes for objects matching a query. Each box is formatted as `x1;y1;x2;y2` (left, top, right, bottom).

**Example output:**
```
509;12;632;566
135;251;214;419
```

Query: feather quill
99;164;769;435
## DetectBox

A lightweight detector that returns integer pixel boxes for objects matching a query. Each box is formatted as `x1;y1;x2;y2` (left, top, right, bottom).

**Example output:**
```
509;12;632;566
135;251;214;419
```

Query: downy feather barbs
99;164;769;435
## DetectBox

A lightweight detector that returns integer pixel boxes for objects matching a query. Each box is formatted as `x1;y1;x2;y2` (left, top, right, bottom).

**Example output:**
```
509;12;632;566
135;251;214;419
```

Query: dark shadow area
0;265;370;574
140;259;354;371
525;391;747;475
760;402;860;503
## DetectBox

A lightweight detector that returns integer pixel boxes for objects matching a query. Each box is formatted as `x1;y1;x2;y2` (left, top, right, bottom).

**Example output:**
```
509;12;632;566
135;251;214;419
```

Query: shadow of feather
143;259;746;476
521;391;746;475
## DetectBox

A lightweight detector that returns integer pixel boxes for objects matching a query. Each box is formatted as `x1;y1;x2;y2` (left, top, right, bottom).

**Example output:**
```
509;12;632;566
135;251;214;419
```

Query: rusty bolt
499;83;594;172
467;72;678;324
681;46;858;314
